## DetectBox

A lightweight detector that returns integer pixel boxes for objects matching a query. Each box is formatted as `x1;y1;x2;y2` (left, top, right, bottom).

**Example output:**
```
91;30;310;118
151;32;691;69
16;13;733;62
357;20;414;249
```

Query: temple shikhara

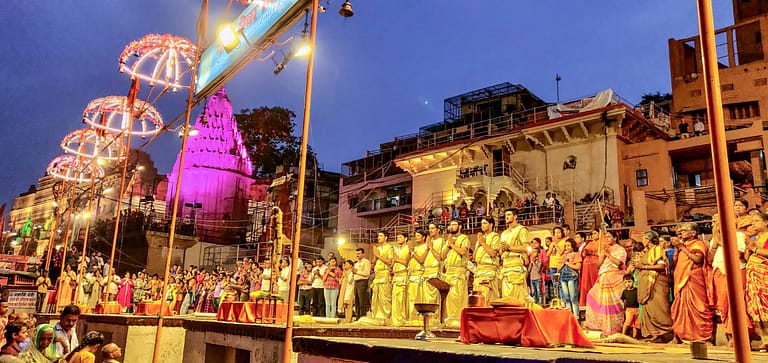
165;87;254;244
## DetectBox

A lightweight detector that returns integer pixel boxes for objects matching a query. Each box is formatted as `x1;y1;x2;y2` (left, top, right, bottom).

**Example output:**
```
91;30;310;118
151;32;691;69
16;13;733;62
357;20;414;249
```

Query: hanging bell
339;0;354;18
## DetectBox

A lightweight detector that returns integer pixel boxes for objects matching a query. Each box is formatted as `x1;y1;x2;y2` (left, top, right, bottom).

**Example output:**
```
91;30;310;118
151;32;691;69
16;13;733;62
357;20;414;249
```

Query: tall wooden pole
73;173;98;304
282;1;319;361
696;1;751;361
104;130;133;303
150;19;203;363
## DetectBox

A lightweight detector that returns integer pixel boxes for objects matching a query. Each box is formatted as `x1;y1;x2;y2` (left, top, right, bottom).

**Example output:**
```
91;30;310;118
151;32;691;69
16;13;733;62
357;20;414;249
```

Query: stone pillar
631;190;649;231
751;150;765;186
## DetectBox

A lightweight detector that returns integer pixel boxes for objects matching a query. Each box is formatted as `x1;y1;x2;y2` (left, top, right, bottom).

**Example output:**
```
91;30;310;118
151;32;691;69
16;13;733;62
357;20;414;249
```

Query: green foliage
235;106;316;178
638;92;672;112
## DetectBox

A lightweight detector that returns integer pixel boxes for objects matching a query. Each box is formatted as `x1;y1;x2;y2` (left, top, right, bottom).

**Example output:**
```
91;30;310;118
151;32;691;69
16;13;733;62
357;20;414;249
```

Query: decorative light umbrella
60;128;122;303
46;154;104;303
60;128;122;161
47;155;104;183
118;34;197;92
82;96;164;137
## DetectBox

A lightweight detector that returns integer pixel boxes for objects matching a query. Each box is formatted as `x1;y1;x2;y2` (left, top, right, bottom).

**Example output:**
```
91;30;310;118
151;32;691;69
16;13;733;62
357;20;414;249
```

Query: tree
235;106;316;178
638;92;672;112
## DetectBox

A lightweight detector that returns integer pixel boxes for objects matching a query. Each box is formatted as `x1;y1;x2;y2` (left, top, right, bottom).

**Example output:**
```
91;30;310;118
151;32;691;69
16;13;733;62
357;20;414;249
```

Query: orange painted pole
150;15;203;363
282;1;319;361
696;1;751;361
104;130;133;303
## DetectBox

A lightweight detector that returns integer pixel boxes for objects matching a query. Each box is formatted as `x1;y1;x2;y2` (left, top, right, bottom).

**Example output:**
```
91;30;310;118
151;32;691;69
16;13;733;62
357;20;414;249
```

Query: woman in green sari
18;324;62;363
633;231;674;342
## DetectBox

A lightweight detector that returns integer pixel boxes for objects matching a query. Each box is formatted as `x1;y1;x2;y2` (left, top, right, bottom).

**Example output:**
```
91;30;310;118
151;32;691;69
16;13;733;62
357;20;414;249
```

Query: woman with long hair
585;230;627;335
746;211;768;351
17;324;61;363
61;331;103;363
559;238;581;316
633;230;673;342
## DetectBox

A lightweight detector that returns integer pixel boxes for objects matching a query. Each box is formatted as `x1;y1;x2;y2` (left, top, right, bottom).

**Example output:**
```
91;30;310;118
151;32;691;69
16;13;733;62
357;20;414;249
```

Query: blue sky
0;1;734;210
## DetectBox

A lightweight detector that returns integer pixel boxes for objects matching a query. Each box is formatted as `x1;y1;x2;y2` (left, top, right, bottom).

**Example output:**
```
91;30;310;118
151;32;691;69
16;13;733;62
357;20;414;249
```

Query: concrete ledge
292;336;738;363
82;314;186;327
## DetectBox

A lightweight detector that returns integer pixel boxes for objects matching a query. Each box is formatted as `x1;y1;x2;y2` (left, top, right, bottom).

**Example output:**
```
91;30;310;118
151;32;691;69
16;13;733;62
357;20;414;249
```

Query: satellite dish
563;155;577;170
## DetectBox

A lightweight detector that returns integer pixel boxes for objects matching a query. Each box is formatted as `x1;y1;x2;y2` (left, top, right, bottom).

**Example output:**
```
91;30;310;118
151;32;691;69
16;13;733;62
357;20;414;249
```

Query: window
636;169;648;187
689;173;702;187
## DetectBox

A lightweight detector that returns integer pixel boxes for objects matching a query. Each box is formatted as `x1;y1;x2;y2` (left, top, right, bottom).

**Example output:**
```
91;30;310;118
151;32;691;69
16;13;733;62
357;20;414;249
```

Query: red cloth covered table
94;302;122;314
460;307;592;347
134;301;172;316
217;300;288;324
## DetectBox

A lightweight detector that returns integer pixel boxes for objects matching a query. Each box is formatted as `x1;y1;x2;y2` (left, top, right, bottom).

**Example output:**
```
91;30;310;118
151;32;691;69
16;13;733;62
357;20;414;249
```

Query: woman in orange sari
585;230;627;335
670;222;713;343
746;211;768;350
579;229;600;307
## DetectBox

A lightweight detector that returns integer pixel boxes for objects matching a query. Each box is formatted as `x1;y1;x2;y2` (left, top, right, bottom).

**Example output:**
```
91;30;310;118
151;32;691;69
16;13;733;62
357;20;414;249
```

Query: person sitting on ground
100;343;121;363
61;331;103;363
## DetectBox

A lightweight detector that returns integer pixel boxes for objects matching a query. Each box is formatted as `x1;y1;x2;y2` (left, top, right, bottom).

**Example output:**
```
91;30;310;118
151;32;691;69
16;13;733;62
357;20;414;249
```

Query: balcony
356;194;412;217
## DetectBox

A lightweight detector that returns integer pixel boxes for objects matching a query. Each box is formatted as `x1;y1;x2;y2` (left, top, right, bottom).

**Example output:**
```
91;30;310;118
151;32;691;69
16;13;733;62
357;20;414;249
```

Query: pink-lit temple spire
166;87;253;243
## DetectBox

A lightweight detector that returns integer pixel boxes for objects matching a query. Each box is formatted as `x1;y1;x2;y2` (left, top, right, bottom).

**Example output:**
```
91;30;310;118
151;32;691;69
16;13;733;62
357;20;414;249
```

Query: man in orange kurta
670;223;713;342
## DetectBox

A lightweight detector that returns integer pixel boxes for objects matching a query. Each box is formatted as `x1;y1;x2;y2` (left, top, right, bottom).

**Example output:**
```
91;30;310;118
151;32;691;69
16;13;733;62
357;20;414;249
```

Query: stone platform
35;313;766;363
293;336;758;363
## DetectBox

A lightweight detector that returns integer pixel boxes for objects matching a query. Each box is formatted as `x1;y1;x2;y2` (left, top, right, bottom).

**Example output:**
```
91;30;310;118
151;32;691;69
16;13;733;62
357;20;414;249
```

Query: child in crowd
528;246;544;305
621;274;639;338
101;343;123;363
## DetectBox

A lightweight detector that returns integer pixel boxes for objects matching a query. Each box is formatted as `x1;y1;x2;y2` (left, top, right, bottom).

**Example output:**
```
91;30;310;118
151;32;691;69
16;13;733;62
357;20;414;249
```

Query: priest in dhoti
442;219;469;325
420;223;445;305
407;229;429;322
499;208;531;301
473;216;501;305
390;232;411;326
371;232;394;322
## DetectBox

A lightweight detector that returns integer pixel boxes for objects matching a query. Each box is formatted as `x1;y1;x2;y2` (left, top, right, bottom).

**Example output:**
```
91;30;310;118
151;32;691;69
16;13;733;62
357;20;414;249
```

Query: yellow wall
411;167;458;210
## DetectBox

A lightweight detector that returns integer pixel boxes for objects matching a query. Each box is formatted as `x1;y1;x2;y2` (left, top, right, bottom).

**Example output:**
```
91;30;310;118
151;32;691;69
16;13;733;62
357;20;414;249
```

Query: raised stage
34;313;760;363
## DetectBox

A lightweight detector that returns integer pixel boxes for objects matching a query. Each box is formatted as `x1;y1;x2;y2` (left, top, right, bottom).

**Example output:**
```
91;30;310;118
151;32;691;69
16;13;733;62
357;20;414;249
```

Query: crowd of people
0;303;123;362
416;192;566;231
351;200;768;349
20;198;768;352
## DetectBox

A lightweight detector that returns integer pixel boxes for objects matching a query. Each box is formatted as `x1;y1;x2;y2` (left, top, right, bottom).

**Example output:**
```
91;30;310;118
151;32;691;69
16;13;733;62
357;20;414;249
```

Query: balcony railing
356;194;412;214
416;91;631;150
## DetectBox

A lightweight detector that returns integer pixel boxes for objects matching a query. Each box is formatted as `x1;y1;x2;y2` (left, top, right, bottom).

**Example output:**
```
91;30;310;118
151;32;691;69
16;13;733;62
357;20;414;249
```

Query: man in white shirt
54;304;80;357
352;248;371;320
261;258;272;293
311;257;327;316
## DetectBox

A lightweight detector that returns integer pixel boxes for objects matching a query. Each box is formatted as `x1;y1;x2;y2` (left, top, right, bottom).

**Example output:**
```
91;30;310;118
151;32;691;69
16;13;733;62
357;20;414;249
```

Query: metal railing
416;90;631;150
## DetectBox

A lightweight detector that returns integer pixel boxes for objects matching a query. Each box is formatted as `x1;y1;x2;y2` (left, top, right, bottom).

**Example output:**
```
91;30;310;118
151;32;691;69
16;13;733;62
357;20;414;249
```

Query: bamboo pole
150;20;203;363
282;0;319;361
695;1;751;361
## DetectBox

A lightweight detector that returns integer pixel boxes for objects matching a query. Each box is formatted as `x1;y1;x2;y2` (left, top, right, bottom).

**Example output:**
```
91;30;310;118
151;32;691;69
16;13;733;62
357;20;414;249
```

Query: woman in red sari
746;211;768;350
116;272;134;313
670;222;713;343
579;229;600;307
585;230;627;335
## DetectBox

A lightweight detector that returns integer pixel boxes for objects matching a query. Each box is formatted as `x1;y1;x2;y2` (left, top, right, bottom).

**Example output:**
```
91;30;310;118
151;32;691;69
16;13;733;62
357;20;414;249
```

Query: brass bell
339;0;354;17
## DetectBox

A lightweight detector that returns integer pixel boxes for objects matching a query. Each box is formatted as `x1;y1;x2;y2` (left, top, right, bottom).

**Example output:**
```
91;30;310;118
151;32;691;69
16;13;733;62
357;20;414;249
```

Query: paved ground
293;335;768;363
